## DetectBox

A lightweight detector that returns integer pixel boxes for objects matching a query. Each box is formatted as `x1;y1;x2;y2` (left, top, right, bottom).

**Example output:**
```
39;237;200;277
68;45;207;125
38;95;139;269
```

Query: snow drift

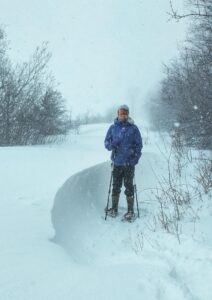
51;153;160;264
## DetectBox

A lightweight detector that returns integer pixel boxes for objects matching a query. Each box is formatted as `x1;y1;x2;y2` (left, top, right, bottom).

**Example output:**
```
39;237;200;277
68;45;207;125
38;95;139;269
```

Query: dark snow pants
112;165;135;197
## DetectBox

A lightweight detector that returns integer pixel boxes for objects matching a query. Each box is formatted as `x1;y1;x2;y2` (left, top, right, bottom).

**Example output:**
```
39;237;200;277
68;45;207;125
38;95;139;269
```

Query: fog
0;0;187;117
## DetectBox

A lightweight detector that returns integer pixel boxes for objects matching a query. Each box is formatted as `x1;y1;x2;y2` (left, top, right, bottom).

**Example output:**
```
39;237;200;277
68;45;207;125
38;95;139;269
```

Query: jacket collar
114;116;134;125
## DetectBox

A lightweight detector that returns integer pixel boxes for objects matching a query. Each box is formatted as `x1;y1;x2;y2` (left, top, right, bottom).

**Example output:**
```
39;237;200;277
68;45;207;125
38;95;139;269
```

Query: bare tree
0;28;69;146
150;0;212;149
168;0;212;21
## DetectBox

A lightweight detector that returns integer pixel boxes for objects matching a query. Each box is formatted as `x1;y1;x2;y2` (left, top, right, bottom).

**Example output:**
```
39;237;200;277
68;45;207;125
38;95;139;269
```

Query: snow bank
51;152;161;263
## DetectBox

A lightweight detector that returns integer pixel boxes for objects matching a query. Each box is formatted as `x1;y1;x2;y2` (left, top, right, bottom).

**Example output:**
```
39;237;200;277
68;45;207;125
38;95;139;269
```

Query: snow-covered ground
0;123;211;300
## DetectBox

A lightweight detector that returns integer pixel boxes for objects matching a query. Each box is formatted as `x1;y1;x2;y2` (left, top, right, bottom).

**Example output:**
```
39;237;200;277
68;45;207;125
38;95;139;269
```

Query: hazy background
0;0;188;118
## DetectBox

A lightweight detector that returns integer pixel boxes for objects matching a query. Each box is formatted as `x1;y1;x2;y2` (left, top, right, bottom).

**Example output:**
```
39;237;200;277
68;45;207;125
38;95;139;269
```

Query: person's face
118;109;129;122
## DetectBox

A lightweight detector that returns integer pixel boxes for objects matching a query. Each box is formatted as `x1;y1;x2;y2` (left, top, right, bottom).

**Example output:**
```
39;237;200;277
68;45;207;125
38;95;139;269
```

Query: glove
111;138;121;148
131;157;139;165
129;156;139;166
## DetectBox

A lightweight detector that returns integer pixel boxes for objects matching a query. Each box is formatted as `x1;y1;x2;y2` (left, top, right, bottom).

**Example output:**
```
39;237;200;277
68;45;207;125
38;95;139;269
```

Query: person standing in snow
104;104;143;221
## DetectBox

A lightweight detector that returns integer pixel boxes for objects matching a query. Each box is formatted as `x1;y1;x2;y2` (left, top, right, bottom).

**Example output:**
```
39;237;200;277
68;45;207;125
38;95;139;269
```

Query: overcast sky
0;0;188;118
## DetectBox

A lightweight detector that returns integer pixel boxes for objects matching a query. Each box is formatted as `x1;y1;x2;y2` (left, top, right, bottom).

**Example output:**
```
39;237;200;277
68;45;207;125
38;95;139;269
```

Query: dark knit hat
118;104;129;113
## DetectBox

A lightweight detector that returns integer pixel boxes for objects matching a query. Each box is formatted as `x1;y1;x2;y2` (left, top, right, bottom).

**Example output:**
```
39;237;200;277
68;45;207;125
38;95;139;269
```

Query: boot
124;196;135;220
105;195;119;217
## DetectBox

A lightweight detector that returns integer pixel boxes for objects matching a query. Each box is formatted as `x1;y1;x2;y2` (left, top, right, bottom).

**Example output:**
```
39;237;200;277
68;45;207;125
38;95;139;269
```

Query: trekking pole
105;162;114;220
133;174;140;218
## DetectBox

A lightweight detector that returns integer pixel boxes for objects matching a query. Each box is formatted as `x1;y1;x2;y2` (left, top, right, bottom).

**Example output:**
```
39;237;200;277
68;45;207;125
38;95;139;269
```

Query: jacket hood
114;116;134;125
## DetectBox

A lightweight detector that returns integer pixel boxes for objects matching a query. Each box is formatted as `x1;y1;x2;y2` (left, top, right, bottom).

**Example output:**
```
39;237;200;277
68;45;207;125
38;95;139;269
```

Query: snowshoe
105;207;118;218
121;211;136;222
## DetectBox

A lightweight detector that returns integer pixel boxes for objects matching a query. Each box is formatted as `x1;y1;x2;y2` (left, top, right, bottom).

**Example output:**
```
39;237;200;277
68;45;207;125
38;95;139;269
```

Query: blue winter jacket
104;117;143;166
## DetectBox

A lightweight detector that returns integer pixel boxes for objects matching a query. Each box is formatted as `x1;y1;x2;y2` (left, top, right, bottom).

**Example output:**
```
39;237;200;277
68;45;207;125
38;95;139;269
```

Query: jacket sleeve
104;125;113;151
133;126;143;161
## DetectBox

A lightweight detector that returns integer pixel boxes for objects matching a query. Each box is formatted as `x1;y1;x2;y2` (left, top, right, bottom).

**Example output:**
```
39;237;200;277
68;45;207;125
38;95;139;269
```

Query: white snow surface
0;123;211;300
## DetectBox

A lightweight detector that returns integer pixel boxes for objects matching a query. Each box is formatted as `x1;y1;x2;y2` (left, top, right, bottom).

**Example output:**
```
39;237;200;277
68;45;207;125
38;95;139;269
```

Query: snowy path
0;123;211;300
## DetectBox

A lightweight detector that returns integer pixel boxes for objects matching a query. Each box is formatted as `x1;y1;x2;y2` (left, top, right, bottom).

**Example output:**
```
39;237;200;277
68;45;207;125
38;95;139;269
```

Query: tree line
150;0;212;150
0;28;71;146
